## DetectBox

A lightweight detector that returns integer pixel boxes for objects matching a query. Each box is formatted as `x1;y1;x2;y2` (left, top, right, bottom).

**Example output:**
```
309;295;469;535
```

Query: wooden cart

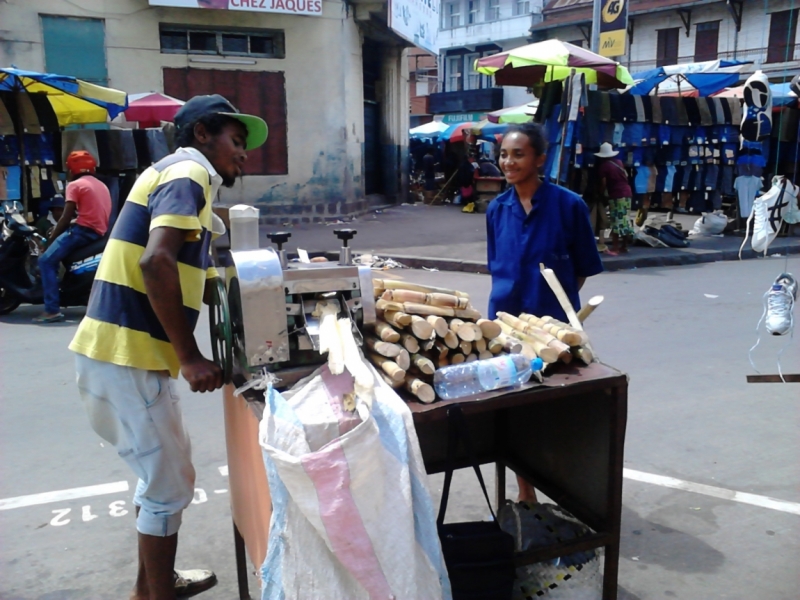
225;361;628;599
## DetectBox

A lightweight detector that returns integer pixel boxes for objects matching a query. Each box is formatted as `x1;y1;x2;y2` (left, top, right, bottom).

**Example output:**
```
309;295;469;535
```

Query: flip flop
32;313;65;323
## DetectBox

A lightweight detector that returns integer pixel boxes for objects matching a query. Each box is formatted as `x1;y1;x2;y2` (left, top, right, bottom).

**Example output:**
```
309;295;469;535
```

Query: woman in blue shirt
487;123;603;323
487;122;603;502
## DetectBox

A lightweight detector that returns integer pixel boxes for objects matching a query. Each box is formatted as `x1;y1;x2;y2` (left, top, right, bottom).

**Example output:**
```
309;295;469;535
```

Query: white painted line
0;481;130;511
214;489;229;494
218;465;229;477
624;469;800;516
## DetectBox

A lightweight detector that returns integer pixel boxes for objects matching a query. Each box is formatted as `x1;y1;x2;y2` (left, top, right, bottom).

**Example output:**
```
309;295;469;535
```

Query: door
41;16;107;85
363;101;382;195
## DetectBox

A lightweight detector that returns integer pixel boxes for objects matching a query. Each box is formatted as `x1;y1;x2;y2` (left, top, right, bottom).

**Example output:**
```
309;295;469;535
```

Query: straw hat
594;142;619;158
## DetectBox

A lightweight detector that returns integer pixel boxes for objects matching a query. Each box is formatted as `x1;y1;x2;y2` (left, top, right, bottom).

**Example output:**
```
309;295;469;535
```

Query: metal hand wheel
209;278;233;384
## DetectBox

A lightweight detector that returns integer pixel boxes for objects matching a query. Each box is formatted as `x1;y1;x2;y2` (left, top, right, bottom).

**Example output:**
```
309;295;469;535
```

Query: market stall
211;217;626;599
0;67;128;218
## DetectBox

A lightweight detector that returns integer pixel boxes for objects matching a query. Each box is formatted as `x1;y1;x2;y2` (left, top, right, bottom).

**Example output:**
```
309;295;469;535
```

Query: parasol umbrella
124;92;185;128
442;121;500;144
627;60;749;97
475;40;634;89
410;120;450;140
486;101;538;124
714;82;798;109
0;66;128;126
470;120;509;137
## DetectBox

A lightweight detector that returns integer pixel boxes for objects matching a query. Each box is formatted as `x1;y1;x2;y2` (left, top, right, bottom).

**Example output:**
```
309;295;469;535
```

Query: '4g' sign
599;0;627;58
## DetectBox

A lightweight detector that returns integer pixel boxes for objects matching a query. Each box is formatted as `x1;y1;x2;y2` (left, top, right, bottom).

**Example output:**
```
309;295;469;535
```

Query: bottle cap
531;357;544;372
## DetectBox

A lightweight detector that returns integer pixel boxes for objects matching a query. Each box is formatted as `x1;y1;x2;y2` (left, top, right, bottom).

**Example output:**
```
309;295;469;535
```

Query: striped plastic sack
258;362;452;600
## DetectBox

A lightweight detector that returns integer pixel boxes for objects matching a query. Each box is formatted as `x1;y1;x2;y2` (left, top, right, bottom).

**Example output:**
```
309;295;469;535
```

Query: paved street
1;257;799;599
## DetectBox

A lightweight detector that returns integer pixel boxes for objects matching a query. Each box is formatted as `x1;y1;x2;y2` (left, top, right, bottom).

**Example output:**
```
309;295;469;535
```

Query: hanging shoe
741;70;772;142
743;176;799;257
765;273;797;336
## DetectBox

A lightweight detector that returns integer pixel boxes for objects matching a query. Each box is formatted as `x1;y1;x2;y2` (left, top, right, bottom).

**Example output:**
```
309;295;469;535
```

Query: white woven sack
258;362;451;600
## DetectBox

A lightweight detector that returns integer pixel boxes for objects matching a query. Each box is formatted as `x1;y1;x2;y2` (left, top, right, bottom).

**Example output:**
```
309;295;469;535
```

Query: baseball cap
174;94;268;151
66;151;97;175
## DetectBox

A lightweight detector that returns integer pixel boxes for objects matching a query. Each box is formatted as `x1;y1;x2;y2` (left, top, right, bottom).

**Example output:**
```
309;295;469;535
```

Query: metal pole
591;0;602;54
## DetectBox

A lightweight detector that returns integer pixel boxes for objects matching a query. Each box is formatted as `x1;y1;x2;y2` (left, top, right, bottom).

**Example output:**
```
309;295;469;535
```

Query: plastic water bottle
433;354;544;400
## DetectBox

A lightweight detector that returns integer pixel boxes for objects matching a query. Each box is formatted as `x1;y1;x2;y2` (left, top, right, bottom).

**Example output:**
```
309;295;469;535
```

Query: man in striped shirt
70;95;267;600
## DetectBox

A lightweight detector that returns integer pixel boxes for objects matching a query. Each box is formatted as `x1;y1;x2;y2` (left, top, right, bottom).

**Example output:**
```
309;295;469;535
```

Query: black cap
174;94;268;151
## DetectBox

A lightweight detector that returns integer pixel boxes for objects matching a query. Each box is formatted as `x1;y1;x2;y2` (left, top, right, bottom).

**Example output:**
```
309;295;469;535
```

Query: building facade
531;0;800;81
408;47;438;128
429;0;545;121
0;0;414;222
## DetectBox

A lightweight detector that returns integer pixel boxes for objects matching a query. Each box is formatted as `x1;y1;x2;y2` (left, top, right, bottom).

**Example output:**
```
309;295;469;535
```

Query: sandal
32;312;66;323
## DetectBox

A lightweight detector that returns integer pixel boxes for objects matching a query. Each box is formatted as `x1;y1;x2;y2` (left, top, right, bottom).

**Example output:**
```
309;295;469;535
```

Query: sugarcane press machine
208;227;375;394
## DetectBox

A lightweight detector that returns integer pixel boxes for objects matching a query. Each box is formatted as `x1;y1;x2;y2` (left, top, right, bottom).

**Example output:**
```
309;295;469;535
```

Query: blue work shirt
486;180;603;322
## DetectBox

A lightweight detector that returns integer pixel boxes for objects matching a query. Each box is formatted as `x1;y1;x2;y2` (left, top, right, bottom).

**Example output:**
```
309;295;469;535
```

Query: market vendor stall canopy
627;59;751;97
714;82;799;108
475;40;634;89
0;66;128;126
409;120;450;140
124;92;184;128
487;101;538;124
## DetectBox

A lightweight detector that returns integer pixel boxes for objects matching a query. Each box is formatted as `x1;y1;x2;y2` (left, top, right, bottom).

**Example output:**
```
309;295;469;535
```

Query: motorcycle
0;200;106;315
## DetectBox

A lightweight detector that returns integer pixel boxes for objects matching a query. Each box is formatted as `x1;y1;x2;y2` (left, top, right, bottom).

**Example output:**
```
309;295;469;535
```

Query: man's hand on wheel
181;356;223;393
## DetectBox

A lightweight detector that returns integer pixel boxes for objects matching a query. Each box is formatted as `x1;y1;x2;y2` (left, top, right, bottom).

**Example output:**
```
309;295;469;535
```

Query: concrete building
430;0;545;122
531;0;800;81
408;48;438;128
0;0;415;222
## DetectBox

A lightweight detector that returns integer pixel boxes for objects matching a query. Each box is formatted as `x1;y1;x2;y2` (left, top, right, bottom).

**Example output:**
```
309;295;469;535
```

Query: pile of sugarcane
365;277;604;404
494;312;594;366
366;279;509;404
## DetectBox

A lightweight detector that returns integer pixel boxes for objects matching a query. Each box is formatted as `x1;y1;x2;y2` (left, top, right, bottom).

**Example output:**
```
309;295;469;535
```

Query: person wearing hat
69;94;267;599
594;142;633;255
34;193;65;238
34;151;111;323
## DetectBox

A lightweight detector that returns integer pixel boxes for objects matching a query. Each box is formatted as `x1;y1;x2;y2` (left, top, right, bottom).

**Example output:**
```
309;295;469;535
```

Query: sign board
599;0;627;58
148;0;322;17
441;113;483;124
388;0;439;55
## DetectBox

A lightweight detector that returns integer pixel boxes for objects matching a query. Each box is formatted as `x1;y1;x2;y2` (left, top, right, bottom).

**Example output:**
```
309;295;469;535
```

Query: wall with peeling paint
0;0;409;221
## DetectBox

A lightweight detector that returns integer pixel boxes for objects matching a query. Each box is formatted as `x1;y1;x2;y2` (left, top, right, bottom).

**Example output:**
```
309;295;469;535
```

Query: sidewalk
257;203;800;273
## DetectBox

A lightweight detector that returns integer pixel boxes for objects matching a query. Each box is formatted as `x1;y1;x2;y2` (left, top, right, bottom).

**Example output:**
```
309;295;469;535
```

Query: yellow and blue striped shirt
70;148;220;377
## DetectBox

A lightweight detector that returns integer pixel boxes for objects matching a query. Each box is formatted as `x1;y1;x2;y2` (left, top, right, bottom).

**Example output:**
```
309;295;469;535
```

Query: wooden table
227;361;628;599
410;361;628;600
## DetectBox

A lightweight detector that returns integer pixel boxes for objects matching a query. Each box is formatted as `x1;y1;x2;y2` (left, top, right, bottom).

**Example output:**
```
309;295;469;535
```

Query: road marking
0;481;129;511
624;469;800;516
219;465;229;477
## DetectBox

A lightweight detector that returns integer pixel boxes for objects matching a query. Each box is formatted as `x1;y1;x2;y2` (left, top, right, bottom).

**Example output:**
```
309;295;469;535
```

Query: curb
373;240;800;274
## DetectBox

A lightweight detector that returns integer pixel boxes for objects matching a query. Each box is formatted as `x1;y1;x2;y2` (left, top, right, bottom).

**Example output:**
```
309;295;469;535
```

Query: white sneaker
742;176;799;256
765;273;797;336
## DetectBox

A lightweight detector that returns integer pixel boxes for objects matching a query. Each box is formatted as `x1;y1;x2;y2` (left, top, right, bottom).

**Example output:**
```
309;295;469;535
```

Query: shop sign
441;113;483;124
388;0;439;55
599;0;627;58
148;0;322;17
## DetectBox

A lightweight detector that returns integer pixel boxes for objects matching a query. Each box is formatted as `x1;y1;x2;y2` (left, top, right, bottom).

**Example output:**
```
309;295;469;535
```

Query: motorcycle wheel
0;288;21;315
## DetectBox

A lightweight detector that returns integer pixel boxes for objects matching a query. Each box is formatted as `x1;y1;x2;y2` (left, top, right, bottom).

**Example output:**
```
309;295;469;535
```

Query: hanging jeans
39;225;100;314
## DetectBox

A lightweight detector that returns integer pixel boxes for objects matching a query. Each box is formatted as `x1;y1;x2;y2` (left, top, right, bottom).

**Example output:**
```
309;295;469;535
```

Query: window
164;68;288;175
467;0;481;24
694;21;720;62
159;25;285;58
446;55;462;92
41;16;108;85
514;0;530;16
464;53;481;90
656;27;679;67
486;0;500;21
767;9;798;63
445;1;461;29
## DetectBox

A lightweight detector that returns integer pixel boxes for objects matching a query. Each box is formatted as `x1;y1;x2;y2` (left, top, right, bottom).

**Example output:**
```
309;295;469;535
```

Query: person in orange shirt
34;151;111;323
